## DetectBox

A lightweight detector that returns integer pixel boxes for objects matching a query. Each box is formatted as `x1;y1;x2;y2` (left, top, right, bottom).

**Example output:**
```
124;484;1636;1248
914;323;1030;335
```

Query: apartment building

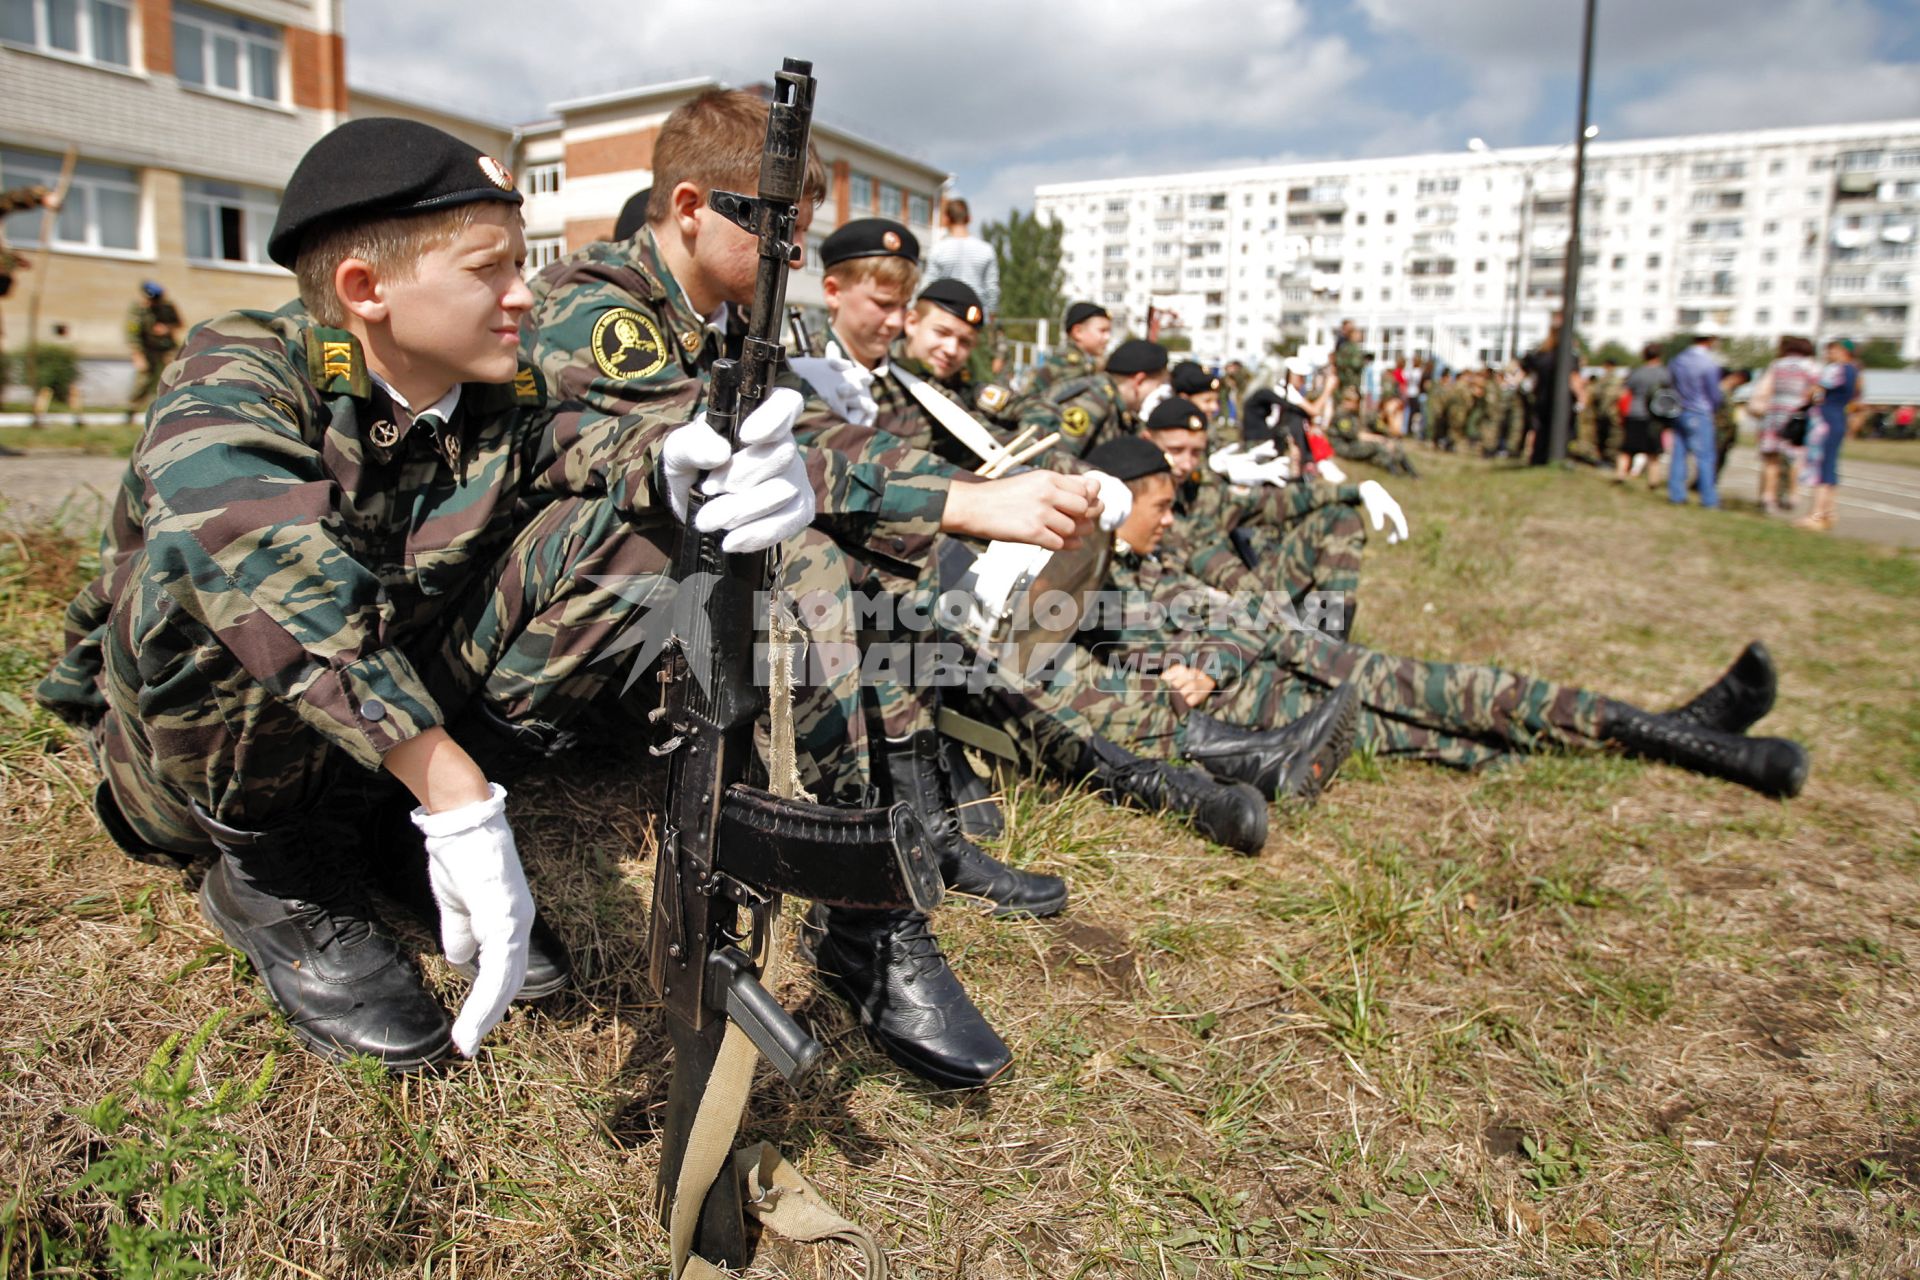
513;77;948;310
1035;119;1920;369
1;0;347;392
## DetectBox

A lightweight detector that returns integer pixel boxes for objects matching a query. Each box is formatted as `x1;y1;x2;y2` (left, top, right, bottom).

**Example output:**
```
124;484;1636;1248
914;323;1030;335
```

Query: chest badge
1061;404;1094;438
591;308;671;380
368;419;401;449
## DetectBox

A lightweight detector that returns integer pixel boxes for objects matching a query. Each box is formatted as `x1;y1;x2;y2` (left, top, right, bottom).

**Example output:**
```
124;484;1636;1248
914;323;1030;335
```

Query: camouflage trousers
1330;435;1415;476
81;494;681;854
980;627;1605;771
778;527;941;804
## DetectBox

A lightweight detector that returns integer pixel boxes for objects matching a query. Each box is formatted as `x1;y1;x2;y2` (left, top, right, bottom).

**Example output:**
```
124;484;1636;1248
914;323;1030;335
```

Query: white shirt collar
369;370;463;423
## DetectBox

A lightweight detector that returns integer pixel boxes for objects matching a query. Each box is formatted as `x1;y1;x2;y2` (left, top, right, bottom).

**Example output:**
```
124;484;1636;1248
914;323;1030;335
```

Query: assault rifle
649;57;941;1272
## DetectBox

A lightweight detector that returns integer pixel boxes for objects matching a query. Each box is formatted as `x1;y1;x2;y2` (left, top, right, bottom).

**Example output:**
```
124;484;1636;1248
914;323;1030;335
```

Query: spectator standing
125;280;182;420
923;198;999;318
1747;335;1820;515
1797;338;1860;532
1614;343;1669;484
1667;328;1724;508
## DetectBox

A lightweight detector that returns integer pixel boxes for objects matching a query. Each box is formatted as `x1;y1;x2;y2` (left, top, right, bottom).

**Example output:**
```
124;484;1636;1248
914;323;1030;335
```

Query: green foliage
982;207;1065;345
1856;338;1908;370
1652;332;1772;372
69;1011;275;1279
1590;339;1638;367
7;343;80;397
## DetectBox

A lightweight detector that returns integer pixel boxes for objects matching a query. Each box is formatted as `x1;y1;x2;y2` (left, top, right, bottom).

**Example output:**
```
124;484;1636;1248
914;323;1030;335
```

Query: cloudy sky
347;0;1920;219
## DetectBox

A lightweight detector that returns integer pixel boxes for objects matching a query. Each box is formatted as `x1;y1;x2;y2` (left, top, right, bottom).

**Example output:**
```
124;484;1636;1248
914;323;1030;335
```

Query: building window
908;193;930;225
173;1;281;104
1;147;139;252
1839;150;1884;172
183;177;278;266
1;0;132;67
523;163;562;196
849;171;875;211
878;183;901;219
525;235;563;273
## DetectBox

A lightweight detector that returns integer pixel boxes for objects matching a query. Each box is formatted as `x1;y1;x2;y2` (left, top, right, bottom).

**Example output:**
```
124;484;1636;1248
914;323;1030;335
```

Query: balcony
1287;186;1348;213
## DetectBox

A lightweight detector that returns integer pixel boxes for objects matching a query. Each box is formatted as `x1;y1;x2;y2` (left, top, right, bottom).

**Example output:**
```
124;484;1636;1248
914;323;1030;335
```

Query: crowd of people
27;95;1819;1182
1239;313;1875;531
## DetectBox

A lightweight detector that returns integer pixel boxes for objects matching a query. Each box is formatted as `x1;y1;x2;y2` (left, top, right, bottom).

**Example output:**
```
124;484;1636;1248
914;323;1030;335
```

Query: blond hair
825;255;920;296
645;88;827;226
294;203;512;326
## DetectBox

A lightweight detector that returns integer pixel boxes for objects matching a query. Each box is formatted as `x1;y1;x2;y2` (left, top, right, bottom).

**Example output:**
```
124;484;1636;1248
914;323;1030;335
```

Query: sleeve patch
591;308;671;381
977;383;1010;413
1061;404;1094;438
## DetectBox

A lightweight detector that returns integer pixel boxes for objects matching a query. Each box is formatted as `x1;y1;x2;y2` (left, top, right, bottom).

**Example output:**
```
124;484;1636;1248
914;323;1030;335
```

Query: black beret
1170;361;1220;396
268;118;523;269
1144;396;1209;433
918;277;985;327
1105;338;1169;377
1063;301;1107;330
613;187;652;241
1086;436;1171;483
821;217;918;268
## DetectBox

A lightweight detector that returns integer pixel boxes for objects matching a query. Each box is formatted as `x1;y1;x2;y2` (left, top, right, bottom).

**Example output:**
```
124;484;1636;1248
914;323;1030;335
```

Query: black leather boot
1070;736;1269;854
1181;682;1360;804
1666;641;1777;734
885;731;1066;918
1599;700;1808;798
939;733;1005;840
193;806;453;1071
807;906;1012;1090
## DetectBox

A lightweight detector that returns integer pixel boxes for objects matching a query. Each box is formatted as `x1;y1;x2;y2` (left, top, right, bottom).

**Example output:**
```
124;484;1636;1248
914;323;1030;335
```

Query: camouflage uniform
523;231;957;804
126;295;184;411
1332;340;1366;405
1160;474;1368;610
1328;402;1416;476
36;304;679;854
1017;344;1095;399
1002;371;1136;461
1092;545;1607;768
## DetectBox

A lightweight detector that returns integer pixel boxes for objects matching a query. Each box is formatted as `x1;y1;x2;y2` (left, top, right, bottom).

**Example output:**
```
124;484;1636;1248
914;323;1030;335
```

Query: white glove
695;386;814;552
1086;469;1133;532
1357;478;1408;545
662;417;733;522
1316;459;1347;484
788;355;877;426
411;783;533;1057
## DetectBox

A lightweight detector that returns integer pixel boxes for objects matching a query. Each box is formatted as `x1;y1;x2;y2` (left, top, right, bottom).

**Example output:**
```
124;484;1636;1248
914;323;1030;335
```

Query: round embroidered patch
591;308;670;380
1060;404;1094;437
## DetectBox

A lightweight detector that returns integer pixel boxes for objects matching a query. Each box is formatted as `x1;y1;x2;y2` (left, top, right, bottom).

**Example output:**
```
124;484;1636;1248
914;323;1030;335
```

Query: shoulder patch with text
591;307;671;381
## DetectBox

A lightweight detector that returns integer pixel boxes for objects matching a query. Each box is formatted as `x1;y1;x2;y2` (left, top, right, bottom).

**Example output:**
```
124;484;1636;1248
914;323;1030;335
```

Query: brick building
1;0;346;397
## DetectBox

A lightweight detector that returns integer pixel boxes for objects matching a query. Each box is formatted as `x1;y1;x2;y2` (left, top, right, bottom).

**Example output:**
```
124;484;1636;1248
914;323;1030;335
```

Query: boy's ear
334;257;389;323
669;181;703;235
821;273;841;307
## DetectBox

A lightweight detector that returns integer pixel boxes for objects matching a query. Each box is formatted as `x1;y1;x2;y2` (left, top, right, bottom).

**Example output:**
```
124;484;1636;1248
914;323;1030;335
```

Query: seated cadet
35;120;814;1071
525;98;1103;1091
1328;386;1419;477
1143;397;1405;642
1076;441;1810;798
997;337;1172;461
1019;300;1109;397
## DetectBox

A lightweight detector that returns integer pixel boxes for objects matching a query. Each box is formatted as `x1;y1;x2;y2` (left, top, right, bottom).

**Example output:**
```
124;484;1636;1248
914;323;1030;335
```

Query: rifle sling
717;784;943;913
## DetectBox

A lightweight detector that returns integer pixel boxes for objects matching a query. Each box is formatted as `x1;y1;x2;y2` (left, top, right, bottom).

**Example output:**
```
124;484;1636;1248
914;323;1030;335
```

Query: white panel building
1034;119;1920;369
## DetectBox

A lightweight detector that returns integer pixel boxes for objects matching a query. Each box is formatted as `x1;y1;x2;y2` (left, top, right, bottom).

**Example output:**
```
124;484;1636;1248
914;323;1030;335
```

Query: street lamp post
1547;0;1601;466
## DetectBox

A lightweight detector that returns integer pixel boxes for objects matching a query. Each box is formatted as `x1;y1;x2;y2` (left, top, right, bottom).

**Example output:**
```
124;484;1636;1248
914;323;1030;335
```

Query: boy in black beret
996;336;1170;461
36;118;819;1072
1021;300;1110;397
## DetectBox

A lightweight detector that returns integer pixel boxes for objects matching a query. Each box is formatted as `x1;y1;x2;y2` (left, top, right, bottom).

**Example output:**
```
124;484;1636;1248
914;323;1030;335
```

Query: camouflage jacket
126;299;183;354
1004;371;1133;461
1160;474;1361;587
1092;542;1272;693
1018;345;1096;398
1332;341;1366;398
40;304;551;768
526;230;955;572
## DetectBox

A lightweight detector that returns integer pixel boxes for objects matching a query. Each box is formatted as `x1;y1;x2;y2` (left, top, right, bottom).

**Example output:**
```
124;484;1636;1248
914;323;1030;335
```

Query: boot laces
889;914;948;982
286;881;379;949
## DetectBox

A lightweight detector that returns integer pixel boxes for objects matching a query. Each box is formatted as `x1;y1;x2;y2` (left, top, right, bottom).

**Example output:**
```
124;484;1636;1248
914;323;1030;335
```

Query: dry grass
2;453;1917;1279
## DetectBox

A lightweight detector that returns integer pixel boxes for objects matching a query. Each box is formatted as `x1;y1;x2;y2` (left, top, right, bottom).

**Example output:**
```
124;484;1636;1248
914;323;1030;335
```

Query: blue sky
347;0;1920;221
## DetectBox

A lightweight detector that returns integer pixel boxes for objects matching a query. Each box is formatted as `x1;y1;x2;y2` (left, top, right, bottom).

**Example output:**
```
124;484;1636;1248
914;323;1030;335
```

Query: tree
1856;338;1908;370
1591;339;1638;367
1653;332;1772;372
983;207;1066;347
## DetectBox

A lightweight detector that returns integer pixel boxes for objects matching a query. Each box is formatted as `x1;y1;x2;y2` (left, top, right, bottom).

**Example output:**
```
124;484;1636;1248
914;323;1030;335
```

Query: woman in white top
1745;335;1821;515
